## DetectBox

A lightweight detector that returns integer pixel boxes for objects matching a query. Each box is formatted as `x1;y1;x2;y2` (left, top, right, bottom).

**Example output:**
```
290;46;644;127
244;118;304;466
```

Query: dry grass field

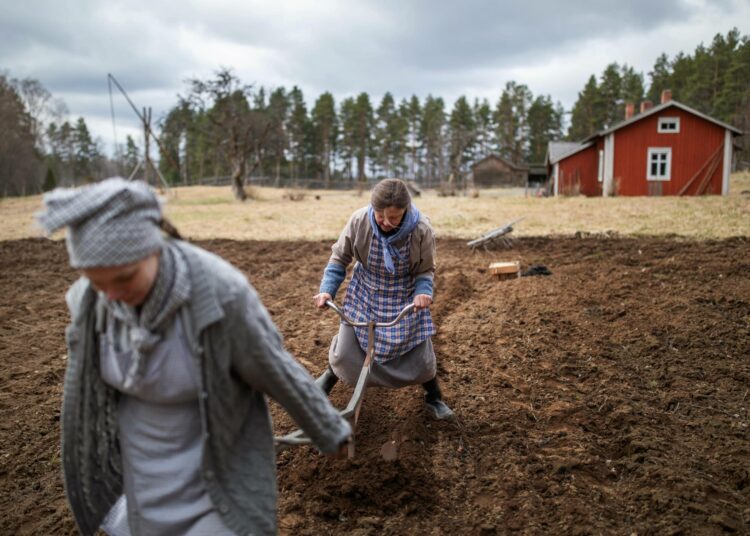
1;172;749;241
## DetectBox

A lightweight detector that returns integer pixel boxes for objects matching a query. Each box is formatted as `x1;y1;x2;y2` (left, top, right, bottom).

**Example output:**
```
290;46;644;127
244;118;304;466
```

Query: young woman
38;178;350;536
312;178;454;420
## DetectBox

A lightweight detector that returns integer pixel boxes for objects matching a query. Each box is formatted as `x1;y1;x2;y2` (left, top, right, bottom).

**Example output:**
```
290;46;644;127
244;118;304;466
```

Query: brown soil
1;236;749;535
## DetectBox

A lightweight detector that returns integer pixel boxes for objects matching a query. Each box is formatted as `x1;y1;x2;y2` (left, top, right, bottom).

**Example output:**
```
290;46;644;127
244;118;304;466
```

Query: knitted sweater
61;240;351;536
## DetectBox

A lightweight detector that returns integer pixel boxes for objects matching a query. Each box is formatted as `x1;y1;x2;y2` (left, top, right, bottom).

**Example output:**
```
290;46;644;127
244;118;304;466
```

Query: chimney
625;102;635;120
640;100;653;114
660;89;672;104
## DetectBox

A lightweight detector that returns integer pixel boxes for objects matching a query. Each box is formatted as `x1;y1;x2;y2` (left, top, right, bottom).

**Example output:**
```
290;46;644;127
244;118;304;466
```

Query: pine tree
448;96;476;181
597;63;622;128
374;92;397;176
647;53;672;104
526;95;563;163
620;65;645;116
287;86;310;179
716;32;750;123
312;92;338;183
568;75;600;140
158;105;190;184
353;93;374;181
715;31;750;156
404;95;422;180
420;95;446;182
392;99;410;178
46;120;76;186
494;81;531;164
338;97;357;180
473;98;494;157
73;117;99;182
669;52;694;103
267;87;290;182
684;44;715;112
124;135;140;177
494;89;515;160
42;166;56;191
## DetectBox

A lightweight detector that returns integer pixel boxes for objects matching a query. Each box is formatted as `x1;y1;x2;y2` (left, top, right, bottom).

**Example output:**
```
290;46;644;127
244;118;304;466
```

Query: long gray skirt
329;323;436;389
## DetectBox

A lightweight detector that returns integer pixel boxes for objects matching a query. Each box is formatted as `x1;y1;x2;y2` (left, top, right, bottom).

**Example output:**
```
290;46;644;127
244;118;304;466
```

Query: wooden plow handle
274;301;416;456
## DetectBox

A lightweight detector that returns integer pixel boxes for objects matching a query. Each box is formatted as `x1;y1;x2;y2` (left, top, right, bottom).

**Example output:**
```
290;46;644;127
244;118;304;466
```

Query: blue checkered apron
342;233;436;363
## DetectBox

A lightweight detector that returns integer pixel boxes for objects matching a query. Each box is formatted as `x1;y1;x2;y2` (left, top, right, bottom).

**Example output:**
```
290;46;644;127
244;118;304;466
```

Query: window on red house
658;117;680;133
647;148;672;180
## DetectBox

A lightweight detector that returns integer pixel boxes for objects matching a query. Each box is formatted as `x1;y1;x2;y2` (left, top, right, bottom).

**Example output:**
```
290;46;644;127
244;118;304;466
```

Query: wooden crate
489;261;520;279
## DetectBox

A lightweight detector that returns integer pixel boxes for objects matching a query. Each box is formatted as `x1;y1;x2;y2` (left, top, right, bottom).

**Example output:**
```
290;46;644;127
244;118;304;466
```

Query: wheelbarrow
274;300;416;457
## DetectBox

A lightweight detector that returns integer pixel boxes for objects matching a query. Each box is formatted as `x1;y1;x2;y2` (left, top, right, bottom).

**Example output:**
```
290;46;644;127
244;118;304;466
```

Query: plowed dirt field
1;236;748;535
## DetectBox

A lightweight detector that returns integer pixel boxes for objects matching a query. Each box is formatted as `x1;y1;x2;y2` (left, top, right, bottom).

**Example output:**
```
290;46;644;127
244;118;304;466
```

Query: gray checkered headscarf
36;177;164;268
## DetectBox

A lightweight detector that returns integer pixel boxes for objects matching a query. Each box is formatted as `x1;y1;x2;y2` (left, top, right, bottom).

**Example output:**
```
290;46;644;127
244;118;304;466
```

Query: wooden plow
274;301;416;458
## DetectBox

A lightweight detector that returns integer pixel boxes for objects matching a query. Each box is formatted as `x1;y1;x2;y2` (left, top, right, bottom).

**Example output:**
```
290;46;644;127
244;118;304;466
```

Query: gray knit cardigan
61;240;350;536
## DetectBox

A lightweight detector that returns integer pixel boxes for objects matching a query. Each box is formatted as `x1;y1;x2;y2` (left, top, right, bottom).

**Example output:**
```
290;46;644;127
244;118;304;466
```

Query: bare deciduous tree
182;68;271;201
13;77;52;150
0;74;41;196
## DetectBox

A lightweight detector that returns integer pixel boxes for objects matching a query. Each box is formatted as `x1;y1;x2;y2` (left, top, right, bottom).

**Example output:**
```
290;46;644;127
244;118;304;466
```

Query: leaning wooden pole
108;74;181;181
143;107;151;186
696;151;722;196
678;143;723;196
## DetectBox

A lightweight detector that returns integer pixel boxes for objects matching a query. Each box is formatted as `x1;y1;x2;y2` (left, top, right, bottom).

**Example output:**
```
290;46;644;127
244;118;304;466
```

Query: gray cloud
375;0;691;70
1;0;747;152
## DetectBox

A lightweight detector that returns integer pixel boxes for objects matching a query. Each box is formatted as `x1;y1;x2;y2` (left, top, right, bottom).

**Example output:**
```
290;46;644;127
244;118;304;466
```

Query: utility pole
143;107;152;186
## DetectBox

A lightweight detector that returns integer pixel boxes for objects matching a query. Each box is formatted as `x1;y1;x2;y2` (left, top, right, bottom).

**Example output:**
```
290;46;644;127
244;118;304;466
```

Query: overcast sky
2;0;748;155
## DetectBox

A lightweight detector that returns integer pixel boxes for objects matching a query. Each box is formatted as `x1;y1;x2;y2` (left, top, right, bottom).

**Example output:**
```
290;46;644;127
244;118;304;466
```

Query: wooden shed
471;154;528;188
546;141;600;196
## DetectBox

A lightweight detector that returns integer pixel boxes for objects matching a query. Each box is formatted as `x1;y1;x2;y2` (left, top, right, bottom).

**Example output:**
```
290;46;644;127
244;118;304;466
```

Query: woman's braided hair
159;218;183;240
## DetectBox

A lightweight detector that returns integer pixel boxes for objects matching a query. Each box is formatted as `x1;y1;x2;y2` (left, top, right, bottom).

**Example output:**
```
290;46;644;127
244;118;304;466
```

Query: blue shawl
368;203;420;273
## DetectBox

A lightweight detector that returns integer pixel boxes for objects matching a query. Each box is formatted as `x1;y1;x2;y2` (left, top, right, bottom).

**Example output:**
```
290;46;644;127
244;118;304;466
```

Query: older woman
38;178;350;536
313;178;454;420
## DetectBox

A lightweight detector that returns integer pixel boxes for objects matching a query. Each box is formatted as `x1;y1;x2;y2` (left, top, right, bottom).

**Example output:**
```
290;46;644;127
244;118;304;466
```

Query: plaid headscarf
36;177;164;268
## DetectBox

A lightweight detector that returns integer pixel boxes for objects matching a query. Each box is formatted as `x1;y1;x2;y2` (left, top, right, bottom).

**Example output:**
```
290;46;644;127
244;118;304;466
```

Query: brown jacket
328;206;436;283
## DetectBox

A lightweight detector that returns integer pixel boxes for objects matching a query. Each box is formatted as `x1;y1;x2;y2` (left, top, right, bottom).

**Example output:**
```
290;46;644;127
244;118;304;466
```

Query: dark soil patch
1;236;749;535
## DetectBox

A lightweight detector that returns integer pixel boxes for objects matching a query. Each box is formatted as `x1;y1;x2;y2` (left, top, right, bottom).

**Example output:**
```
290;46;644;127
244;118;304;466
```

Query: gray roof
472;153;528;171
584;100;743;142
528;165;547;175
546;141;594;165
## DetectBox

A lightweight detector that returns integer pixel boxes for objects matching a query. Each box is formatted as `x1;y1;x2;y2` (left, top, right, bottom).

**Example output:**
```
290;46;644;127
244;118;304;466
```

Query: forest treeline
1;28;747;197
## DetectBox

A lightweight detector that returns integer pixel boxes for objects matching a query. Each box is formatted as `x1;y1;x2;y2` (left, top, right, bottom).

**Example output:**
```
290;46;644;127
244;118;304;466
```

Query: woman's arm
413;221;436;308
229;287;351;454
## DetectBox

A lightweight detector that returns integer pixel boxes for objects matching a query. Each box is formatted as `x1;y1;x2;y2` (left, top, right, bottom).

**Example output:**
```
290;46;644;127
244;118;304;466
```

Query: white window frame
658;116;680;133
647;147;672;181
597;150;604;182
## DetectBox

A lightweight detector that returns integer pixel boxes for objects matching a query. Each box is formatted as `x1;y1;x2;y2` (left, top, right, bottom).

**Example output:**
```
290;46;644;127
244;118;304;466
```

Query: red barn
546;92;743;196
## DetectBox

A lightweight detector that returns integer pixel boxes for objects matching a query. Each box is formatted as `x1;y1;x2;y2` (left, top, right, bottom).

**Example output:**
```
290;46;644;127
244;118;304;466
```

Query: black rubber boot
315;366;339;395
422;377;455;421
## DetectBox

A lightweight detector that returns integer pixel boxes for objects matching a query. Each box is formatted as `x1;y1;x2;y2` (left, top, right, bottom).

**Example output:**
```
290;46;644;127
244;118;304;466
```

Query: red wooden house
546;91;743;196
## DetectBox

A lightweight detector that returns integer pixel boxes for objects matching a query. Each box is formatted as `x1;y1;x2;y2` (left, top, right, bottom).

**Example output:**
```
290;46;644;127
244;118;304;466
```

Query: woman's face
374;206;406;232
81;252;160;306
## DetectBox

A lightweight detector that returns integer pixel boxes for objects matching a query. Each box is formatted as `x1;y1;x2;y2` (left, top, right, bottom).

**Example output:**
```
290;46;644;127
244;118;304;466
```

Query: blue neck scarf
368;203;420;273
